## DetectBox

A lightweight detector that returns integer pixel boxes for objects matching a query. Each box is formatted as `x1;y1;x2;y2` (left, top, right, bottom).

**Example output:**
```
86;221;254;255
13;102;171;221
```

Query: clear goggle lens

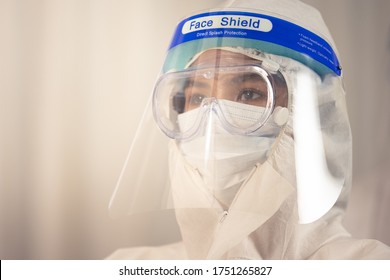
153;65;278;140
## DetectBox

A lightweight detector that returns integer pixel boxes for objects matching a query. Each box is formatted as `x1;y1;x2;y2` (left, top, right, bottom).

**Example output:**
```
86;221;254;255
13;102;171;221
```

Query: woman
108;0;390;259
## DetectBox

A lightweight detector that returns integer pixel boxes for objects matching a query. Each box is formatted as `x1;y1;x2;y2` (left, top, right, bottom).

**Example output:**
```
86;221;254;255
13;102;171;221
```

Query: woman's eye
237;89;265;102
189;94;206;105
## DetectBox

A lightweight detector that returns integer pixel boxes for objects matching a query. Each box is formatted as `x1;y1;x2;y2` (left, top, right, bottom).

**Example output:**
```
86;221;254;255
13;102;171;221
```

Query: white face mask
180;133;274;183
177;102;288;201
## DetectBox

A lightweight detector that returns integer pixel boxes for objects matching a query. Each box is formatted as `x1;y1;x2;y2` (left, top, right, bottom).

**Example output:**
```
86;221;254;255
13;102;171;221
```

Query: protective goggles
153;64;284;140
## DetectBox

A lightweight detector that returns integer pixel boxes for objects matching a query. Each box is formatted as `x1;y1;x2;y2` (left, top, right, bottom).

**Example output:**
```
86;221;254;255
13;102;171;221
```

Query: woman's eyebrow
227;72;265;85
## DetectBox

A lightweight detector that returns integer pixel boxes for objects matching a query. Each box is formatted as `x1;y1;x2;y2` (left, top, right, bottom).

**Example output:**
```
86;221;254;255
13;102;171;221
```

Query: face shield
109;3;351;225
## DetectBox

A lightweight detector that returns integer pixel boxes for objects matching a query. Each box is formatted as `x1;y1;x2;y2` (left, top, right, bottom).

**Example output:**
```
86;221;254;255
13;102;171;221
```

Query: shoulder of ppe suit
308;237;390;260
105;242;187;260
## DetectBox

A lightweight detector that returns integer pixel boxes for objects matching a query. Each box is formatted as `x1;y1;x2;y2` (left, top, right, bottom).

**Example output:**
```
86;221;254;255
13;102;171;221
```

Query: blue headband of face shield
163;10;341;76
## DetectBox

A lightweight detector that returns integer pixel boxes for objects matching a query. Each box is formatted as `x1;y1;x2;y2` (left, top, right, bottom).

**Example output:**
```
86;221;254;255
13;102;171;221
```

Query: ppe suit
107;0;390;259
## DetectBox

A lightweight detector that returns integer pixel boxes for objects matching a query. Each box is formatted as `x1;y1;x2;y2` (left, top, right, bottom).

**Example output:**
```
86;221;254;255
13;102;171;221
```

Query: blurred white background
0;0;389;259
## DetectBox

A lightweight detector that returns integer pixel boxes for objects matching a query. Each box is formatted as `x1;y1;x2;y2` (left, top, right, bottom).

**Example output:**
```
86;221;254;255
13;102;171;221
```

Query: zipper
219;210;228;223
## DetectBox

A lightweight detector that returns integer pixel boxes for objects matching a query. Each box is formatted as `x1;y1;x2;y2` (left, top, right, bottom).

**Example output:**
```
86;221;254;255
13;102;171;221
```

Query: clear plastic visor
153;65;277;140
109;48;350;226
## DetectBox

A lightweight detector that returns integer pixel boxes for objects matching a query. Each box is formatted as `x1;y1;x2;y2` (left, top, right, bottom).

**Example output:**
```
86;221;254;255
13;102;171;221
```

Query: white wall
0;0;389;259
